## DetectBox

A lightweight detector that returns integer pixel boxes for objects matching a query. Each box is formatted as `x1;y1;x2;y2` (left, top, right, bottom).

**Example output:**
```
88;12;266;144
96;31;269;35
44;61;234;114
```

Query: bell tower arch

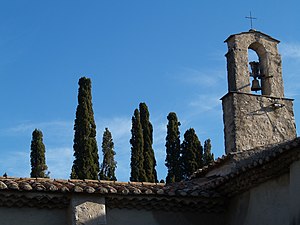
222;30;296;154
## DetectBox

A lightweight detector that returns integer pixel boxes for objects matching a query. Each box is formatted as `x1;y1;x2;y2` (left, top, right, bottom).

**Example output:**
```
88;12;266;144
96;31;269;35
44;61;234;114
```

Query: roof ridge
0;177;165;186
190;137;300;179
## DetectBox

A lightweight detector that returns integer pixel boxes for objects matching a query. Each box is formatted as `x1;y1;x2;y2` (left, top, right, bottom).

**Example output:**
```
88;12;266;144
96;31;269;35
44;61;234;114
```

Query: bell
251;78;262;92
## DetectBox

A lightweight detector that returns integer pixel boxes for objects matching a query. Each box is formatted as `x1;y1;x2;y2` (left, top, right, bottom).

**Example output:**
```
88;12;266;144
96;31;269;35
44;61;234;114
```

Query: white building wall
0;207;67;225
106;208;225;225
228;174;289;225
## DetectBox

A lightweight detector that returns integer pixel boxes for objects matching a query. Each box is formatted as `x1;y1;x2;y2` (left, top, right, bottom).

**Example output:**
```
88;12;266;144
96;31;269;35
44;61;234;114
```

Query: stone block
70;195;106;225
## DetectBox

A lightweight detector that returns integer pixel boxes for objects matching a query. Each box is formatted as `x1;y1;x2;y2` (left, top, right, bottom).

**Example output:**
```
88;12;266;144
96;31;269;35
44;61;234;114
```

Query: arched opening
248;42;270;95
248;49;261;94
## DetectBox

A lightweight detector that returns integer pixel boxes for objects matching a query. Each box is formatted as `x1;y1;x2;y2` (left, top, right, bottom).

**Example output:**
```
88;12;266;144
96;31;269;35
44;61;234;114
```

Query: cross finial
245;11;257;30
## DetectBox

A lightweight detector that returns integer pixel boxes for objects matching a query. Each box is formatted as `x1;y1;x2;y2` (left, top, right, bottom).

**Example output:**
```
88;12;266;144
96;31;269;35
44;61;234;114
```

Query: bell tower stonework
222;30;296;154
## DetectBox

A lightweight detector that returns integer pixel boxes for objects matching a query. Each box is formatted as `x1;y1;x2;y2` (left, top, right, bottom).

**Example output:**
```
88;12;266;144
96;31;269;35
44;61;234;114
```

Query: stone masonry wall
222;92;296;153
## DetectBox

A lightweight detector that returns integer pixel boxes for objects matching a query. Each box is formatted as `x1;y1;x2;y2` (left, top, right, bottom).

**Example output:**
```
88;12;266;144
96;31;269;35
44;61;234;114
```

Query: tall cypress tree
99;128;117;181
139;103;157;183
30;129;48;178
130;109;146;182
203;139;214;166
165;112;182;183
181;128;203;179
71;77;99;180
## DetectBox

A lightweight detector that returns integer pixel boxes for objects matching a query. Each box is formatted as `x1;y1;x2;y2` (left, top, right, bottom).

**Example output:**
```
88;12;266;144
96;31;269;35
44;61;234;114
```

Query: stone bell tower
222;30;296;154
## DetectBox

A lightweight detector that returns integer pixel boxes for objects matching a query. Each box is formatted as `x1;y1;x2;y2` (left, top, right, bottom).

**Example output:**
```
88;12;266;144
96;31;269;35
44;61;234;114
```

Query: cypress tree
99;128;117;181
130;109;146;182
139;102;157;183
165;112;182;183
203;139;214;166
181;128;203;179
71;77;99;180
30;129;48;178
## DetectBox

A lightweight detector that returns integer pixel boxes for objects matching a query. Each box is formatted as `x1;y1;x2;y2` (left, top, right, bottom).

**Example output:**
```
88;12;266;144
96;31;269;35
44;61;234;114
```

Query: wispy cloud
0;112;217;181
96;116;132;181
0;150;30;178
185;94;223;134
0;146;73;179
152;120;168;181
152;119;167;160
95;115;170;181
96;117;131;144
3;120;73;137
189;94;220;111
172;67;227;114
284;72;300;98
176;67;225;88
46;147;73;179
0;120;73;178
0;117;132;180
279;43;300;97
280;43;300;60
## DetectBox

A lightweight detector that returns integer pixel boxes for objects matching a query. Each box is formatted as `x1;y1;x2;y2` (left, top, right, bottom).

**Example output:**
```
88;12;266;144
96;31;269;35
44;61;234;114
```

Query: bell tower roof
224;30;280;44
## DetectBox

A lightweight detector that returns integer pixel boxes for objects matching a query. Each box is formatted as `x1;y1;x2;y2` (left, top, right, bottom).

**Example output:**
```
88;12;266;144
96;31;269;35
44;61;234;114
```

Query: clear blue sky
0;1;300;181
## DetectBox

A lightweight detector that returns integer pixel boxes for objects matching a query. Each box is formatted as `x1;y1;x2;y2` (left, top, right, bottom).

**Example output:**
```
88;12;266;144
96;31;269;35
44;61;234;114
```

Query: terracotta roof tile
0;181;7;190
191;137;300;180
0;193;69;209
0;177;225;212
2;138;298;211
0;177;217;199
188;137;300;197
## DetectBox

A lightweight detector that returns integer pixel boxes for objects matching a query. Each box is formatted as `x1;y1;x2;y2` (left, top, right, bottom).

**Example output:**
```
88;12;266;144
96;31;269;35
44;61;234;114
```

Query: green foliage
181;128;203;179
71;77;100;180
165;112;182;183
130;109;146;182
203;139;214;166
129;103;158;183
139;103;157;183
30;129;48;178
99;128;117;181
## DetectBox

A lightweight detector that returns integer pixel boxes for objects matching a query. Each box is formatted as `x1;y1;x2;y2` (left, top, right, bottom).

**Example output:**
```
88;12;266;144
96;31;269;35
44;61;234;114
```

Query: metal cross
245;11;257;29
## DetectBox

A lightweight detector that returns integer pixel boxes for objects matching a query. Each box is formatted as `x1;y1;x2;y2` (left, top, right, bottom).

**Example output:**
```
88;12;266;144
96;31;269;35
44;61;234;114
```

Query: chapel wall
289;160;300;224
0;207;68;225
227;173;289;225
106;208;225;225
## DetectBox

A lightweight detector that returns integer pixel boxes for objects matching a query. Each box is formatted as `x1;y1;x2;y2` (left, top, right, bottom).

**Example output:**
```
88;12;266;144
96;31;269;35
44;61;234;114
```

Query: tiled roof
0;178;215;198
0;177;225;212
191;137;300;178
1;138;299;211
0;193;69;209
0;178;163;195
190;137;300;197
